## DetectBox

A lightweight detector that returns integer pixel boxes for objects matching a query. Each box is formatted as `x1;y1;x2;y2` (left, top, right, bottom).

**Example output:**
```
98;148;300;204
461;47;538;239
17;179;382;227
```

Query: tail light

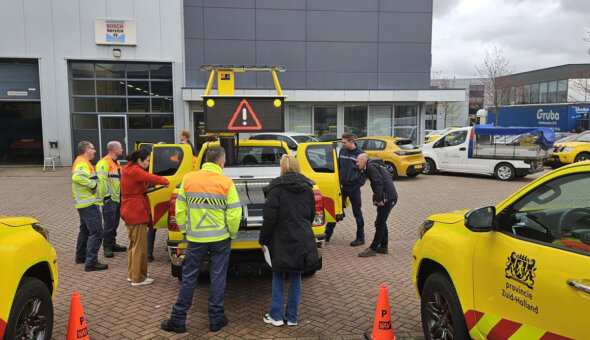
167;192;179;231
312;189;325;226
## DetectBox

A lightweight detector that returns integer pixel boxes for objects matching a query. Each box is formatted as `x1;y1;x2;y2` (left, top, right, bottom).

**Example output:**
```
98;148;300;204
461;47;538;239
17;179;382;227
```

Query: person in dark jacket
120;149;169;285
259;155;319;327
324;132;366;246
355;153;398;257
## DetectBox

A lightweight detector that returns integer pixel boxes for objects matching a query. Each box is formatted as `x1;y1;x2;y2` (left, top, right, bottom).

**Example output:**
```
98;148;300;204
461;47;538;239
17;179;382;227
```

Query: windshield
292;135;321;143
426;129;442;136
395;139;419;150
555;134;577;143
574;132;590;143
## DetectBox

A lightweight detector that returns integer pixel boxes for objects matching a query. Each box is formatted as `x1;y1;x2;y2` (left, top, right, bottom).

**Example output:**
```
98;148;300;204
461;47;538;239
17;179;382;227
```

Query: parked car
249;132;320;155
549;130;590;168
424;127;461;144
0;215;58;340
356;137;425;178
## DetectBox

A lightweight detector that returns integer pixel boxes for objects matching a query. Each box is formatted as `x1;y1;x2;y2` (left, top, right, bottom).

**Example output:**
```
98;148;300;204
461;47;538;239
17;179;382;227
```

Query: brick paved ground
0;166;549;339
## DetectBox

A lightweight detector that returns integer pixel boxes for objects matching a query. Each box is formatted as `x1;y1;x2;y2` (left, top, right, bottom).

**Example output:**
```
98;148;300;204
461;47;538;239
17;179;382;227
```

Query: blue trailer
484;104;590;132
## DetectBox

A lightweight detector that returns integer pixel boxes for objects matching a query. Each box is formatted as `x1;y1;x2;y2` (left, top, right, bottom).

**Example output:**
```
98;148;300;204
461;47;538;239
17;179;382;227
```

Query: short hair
107;141;121;151
206;146;225;164
342;132;355;142
280;155;301;176
77;141;92;155
125;149;150;163
358;153;369;161
180;130;191;139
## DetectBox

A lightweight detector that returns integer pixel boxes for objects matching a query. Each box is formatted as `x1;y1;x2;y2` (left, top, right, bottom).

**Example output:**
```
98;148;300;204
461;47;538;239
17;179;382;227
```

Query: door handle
567;280;590;294
459;147;466;151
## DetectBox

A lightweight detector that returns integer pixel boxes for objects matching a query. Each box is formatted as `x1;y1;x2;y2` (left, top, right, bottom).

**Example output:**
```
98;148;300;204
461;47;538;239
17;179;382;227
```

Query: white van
421;127;543;180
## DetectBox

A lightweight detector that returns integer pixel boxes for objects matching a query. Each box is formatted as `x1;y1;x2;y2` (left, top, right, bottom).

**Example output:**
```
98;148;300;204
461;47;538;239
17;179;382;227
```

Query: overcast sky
432;0;590;78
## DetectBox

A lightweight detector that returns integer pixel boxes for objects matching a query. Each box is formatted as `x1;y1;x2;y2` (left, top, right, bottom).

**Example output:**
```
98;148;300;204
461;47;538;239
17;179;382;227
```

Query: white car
249;132;321;155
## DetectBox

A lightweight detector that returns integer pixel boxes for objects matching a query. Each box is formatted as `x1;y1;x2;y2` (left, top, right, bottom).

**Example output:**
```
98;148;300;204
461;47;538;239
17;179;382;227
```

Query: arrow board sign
203;96;285;133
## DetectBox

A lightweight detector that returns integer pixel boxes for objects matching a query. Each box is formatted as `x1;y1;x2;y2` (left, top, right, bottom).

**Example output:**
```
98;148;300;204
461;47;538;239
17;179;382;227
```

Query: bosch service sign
95;19;137;45
203;96;285;133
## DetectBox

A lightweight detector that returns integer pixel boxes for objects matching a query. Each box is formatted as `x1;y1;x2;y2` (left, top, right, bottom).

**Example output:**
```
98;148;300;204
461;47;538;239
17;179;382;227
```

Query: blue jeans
270;271;302;324
325;185;364;241
76;204;103;266
147;228;156;257
170;238;231;326
370;199;396;251
102;199;120;249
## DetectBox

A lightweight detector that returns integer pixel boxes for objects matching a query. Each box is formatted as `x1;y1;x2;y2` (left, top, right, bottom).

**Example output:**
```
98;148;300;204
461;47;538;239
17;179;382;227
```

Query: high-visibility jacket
71;156;104;209
96;155;121;203
176;162;242;243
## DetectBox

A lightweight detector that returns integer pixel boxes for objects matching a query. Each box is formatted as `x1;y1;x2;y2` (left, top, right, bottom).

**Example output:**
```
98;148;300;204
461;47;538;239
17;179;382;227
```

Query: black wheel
421;272;469;340
423;159;436;175
574;152;590;163
494;163;515;181
384;162;398;179
4;277;54;340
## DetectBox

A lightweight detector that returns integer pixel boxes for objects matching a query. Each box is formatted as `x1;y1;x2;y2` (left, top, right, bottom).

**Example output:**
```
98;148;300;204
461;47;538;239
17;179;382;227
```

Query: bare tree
476;46;515;125
569;29;590;102
431;71;463;128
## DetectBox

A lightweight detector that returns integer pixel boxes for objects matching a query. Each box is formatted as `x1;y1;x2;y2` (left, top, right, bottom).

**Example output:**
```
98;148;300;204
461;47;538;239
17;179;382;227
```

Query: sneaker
287;320;297;326
350;239;365;247
376;246;389;254
160;318;186;333
358;247;377;257
210;316;228;332
127;278;131;282
112;244;127;252
85;262;108;271
104;248;114;258
131;278;154;286
263;314;284;327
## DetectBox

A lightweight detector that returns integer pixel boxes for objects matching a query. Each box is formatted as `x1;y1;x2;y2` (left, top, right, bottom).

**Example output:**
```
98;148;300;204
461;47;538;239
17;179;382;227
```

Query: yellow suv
551;131;590;167
412;161;590;339
0;216;58;340
356;137;425;178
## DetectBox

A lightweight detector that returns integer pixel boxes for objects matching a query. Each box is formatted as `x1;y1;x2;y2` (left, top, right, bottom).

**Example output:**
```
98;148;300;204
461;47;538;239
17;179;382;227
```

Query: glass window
235;146;287;166
394;105;418;142
291;135;320;143
127;64;149;78
129;115;151;129
501;87;510;105
152;146;183;176
395;139;419;150
152;114;174;129
523;84;531;104
547;81;557;103
127;81;150;96
344;106;367;138
128;98;149;112
557;80;568;103
100;116;125;129
96;80;126;96
305;144;335;173
368;106;392;136
539;82;549;103
72;114;97;129
97;97;126;112
436;130;467;148
151;98;173;113
150;64;172;79
71;63;94;78
151;81;173;97
95;63;125;78
73;97;96;112
314;106;337;141
530;83;540;104
509;87;516;105
363;139;386;151
289;105;312;134
72;80;95;95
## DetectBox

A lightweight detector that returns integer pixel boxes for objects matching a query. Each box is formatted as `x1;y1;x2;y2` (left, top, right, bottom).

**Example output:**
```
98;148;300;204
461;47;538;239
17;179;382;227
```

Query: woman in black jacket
259;155;319;327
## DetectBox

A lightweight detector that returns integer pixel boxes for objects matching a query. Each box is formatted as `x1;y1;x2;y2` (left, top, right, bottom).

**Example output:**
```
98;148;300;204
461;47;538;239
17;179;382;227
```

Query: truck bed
472;143;552;160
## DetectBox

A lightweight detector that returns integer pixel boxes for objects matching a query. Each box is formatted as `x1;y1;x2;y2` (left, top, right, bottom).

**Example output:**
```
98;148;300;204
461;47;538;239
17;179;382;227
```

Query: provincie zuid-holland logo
505;252;537;289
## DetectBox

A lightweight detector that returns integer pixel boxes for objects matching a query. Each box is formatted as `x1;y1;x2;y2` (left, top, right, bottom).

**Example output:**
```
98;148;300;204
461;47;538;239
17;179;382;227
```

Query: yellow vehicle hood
0;216;38;227
428;209;470;224
560;141;587;148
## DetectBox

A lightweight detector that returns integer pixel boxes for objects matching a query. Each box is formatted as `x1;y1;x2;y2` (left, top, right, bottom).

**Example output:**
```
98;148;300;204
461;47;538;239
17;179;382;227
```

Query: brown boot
376;246;389;254
358;247;377;257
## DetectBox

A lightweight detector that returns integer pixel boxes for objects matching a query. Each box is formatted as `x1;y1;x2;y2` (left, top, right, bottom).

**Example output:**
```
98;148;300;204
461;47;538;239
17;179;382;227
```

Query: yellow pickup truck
145;139;342;278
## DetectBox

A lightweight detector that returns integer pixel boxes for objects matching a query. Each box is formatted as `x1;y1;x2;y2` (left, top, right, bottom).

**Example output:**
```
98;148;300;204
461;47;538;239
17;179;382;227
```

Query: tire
4;277;54;340
421;272;469;340
422;159;436;175
574;152;590;163
494;163;515;181
384;162;398;179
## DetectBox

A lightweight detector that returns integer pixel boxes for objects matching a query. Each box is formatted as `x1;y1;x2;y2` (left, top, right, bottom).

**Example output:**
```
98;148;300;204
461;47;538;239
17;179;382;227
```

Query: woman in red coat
121;149;169;286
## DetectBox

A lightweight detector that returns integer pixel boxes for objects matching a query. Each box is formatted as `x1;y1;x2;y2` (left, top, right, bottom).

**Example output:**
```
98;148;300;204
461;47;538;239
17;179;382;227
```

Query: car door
296;142;343;223
432;130;468;171
148;144;193;228
471;170;590;339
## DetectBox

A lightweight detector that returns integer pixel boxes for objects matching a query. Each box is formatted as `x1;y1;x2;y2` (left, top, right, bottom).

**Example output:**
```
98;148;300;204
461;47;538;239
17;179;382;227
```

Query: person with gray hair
355;153;398;257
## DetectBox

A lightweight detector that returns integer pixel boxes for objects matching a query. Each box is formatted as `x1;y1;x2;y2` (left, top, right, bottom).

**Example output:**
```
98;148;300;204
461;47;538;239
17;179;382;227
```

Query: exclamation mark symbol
242;107;247;125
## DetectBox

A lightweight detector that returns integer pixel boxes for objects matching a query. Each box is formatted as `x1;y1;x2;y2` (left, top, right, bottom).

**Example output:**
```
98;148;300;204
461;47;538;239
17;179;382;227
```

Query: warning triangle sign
228;99;263;131
196;211;221;229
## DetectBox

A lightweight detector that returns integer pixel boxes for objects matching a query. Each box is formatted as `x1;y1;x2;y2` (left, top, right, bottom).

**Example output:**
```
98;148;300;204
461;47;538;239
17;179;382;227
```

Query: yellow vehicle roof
357;136;410;142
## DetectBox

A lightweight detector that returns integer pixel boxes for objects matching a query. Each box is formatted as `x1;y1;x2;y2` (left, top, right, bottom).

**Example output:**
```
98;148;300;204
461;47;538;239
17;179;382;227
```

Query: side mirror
465;206;495;232
289;145;297;151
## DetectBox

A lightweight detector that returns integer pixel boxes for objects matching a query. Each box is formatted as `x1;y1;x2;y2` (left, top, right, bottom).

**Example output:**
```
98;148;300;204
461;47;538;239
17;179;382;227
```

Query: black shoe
85;262;108;272
350;239;365;247
210;316;228;332
112;244;127;252
160;319;186;333
376;246;389;254
75;258;85;264
104;248;114;258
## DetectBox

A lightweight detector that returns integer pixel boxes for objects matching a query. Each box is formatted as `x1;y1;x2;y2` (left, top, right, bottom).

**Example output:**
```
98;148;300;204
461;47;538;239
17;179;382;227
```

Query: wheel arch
22;262;54;296
416;258;452;297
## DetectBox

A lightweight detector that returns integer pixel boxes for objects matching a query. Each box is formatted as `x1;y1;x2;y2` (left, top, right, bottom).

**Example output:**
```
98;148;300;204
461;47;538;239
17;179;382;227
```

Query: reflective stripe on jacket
175;162;242;243
71;156;101;209
96;155;121;203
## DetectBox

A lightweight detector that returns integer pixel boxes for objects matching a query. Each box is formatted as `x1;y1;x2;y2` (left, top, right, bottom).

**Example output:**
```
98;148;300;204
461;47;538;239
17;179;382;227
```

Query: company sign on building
94;19;136;45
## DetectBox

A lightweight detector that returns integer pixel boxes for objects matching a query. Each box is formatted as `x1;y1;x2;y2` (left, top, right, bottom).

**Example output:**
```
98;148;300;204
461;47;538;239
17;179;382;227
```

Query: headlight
32;223;49;241
562;147;574;153
418;220;434;239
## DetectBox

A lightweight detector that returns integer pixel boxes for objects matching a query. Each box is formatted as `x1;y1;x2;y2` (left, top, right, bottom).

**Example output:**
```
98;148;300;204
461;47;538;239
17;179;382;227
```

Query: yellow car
412;161;590;339
0;216;58;340
550;131;590;167
424;127;460;144
356;137;426;178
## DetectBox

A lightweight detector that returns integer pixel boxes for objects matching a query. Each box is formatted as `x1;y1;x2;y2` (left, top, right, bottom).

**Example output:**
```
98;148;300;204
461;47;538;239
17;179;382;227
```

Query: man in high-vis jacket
96;141;127;258
72;141;108;271
161;146;242;334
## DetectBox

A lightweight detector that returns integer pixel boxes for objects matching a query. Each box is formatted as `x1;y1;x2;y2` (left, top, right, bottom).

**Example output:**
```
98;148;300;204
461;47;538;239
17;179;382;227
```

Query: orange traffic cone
67;292;90;340
364;284;396;340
